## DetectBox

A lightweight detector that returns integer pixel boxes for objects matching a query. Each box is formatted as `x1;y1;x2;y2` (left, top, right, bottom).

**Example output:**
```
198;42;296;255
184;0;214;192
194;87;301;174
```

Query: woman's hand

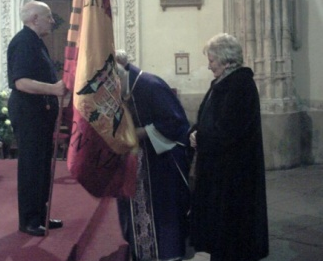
190;130;197;148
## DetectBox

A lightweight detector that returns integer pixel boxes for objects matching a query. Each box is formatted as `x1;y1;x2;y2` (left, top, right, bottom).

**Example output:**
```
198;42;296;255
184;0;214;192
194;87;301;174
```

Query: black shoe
19;225;46;237
43;219;63;229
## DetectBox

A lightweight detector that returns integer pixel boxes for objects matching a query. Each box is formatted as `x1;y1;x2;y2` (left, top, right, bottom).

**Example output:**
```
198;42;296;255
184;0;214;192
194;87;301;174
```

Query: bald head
19;1;55;37
115;49;129;68
20;1;50;24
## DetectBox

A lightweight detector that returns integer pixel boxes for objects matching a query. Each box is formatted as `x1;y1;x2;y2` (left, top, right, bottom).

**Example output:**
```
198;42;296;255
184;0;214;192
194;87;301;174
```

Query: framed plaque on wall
160;0;203;11
175;53;190;75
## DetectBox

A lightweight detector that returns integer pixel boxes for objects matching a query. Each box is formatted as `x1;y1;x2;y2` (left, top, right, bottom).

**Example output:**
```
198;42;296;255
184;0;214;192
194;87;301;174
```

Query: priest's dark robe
118;63;191;261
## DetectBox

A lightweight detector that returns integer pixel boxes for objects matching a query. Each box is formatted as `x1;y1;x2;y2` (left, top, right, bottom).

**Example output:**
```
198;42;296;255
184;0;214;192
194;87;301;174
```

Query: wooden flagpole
45;95;66;236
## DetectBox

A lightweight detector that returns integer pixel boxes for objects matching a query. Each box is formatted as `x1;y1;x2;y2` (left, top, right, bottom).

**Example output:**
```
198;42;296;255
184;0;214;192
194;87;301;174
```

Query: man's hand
53;80;68;96
190;130;197;148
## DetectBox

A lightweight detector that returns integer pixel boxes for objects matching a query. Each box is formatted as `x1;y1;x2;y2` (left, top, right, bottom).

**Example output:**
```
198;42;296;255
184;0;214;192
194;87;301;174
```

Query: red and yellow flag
63;0;137;198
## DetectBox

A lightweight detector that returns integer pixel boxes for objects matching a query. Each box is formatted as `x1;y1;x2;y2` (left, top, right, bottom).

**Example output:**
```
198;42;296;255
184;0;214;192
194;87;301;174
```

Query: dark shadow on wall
299;111;314;165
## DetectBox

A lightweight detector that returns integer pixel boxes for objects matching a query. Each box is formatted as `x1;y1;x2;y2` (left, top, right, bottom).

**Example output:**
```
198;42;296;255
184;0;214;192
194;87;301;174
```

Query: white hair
115;49;129;67
19;1;49;24
204;33;244;67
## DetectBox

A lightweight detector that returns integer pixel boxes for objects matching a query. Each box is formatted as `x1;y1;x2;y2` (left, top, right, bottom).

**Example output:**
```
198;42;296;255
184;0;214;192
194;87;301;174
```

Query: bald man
7;1;67;236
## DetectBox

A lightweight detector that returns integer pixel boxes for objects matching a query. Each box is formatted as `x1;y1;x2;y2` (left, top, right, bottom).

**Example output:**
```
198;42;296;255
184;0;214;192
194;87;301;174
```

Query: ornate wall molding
0;0;11;92
112;0;140;66
0;0;24;93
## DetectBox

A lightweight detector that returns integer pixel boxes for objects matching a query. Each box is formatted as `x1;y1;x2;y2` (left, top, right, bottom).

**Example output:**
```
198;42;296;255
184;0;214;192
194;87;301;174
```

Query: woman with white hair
189;33;269;261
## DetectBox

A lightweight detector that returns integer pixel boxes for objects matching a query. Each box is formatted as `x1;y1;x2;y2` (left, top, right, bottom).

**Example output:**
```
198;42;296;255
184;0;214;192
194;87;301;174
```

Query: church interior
0;0;323;261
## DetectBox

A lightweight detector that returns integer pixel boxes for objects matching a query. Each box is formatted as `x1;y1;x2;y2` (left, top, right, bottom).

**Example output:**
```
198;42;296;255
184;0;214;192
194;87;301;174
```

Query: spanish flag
63;0;138;198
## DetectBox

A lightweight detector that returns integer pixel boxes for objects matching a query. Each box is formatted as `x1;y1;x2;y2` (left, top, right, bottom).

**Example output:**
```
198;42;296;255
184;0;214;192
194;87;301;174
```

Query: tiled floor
1;160;322;261
185;165;323;261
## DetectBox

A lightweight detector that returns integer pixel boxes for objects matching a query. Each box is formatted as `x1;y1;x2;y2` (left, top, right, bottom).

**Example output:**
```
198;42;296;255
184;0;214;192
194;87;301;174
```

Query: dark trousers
9;97;57;228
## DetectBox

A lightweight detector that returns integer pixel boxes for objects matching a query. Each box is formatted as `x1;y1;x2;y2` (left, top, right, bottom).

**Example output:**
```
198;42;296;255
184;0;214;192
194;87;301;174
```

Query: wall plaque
175;53;190;75
160;0;203;11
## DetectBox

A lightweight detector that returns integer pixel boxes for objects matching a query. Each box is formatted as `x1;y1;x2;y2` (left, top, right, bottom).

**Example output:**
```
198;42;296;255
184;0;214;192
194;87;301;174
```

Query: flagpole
45;95;65;236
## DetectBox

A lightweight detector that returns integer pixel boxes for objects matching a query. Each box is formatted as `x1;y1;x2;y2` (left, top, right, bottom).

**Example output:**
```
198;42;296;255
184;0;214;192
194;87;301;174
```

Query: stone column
223;0;297;113
223;0;303;170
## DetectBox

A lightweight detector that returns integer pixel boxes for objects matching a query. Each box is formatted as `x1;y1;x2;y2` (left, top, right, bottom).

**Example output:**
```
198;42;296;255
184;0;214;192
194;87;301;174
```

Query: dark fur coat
190;67;269;261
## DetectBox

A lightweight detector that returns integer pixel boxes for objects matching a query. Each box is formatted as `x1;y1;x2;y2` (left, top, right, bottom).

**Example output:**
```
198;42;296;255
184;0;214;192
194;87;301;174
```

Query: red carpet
0;159;128;261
